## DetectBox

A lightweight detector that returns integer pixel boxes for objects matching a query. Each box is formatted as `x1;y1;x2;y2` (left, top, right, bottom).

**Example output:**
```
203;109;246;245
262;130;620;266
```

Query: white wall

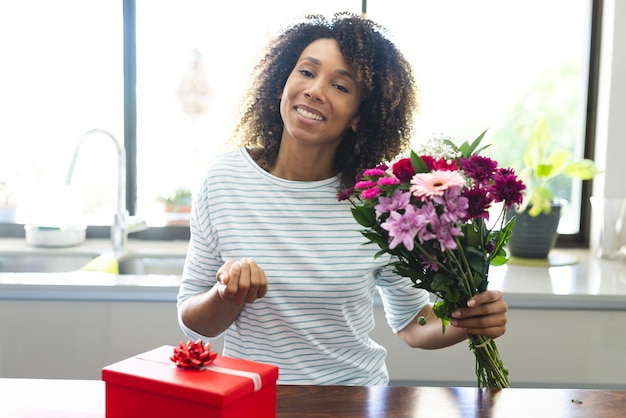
587;0;626;252
595;0;626;198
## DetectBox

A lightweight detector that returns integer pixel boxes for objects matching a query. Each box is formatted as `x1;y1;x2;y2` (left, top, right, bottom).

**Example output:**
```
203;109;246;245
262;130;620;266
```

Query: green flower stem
469;335;510;388
445;246;474;298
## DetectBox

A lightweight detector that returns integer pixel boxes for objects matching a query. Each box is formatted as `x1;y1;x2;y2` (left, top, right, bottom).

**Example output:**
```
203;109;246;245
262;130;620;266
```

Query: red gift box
102;345;279;418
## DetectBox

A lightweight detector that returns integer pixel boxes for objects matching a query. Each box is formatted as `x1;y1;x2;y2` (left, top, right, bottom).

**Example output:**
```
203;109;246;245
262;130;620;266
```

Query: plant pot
0;206;16;223
506;203;562;259
164;204;191;226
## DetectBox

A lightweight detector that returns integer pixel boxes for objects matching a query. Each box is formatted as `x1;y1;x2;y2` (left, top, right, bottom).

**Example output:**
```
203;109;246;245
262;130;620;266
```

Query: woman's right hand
216;259;268;305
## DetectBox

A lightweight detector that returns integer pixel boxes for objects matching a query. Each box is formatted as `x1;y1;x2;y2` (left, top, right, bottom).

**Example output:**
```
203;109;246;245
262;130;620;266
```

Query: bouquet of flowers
340;131;525;388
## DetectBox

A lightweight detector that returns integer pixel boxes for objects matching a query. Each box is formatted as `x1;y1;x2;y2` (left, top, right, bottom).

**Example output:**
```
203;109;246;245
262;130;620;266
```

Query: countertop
1;378;625;417
0;238;625;309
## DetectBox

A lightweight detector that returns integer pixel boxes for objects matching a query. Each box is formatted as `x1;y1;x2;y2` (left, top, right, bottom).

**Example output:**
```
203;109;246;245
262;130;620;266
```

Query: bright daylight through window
0;0;594;240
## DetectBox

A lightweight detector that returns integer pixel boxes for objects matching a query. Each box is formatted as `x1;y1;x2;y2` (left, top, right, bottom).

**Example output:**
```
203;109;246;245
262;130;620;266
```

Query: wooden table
1;378;624;417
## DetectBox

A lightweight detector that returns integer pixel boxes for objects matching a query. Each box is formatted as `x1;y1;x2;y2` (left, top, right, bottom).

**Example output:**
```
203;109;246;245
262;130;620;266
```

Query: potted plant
507;117;600;258
157;188;192;226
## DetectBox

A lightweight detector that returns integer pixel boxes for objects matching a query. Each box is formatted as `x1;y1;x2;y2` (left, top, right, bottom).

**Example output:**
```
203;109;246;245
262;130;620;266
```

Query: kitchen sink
0;252;100;273
117;254;185;275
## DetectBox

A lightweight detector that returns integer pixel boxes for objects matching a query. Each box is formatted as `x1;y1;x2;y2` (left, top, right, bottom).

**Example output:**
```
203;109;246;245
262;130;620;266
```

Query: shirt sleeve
176;175;224;341
375;263;430;333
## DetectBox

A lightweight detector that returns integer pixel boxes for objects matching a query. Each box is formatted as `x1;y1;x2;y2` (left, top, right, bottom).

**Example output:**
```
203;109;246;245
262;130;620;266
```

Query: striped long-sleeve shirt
177;148;430;385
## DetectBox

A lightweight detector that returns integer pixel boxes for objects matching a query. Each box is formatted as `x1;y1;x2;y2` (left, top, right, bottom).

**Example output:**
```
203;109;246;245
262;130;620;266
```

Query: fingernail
467;299;476;307
452;310;460;318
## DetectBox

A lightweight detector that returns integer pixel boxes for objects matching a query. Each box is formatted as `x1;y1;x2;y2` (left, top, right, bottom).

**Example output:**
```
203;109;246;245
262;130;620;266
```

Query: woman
177;13;508;385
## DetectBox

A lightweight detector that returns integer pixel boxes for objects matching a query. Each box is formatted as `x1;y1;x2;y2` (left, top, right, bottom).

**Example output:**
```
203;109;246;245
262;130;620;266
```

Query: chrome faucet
65;128;136;253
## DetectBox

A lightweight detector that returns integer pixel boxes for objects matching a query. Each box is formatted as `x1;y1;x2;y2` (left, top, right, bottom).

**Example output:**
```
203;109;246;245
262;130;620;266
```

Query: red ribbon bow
170;339;218;369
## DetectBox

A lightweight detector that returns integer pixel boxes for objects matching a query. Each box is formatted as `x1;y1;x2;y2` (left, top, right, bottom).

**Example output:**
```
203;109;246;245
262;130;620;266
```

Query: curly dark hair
231;12;418;190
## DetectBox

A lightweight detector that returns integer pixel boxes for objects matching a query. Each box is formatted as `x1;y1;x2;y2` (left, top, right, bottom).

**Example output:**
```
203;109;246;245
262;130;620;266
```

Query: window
0;0;123;228
134;0;361;226
0;0;598;245
367;0;597;239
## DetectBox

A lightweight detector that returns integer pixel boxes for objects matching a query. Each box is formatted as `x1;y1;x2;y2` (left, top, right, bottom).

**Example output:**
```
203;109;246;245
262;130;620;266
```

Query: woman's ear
350;115;360;133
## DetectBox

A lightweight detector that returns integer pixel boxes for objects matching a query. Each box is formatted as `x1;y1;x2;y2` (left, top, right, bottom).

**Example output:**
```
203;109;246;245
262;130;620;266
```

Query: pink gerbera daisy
410;170;466;198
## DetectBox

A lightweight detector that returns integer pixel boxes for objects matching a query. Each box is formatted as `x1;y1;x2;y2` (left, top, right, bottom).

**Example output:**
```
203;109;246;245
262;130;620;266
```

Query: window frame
0;0;600;245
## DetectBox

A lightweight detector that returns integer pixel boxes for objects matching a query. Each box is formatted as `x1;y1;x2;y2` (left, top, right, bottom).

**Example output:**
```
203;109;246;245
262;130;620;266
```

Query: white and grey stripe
177;148;429;385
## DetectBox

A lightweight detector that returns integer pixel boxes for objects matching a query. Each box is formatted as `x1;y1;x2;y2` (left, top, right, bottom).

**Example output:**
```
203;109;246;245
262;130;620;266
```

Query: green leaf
431;272;452;293
563;159;601;180
449;129;490;158
542;149;571;178
410;150;430;173
433;300;452;321
466;251;488;274
393;261;425;280
527;187;554;216
525;117;551;169
464;222;481;248
351;206;376;227
490;254;509;266
494;217;514;252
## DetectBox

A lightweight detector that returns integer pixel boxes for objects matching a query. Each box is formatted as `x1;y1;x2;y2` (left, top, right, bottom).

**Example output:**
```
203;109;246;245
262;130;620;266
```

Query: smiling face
279;38;362;152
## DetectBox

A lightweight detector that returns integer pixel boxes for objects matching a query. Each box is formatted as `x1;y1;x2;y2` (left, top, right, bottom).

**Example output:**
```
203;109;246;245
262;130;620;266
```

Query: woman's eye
334;84;349;93
299;69;314;77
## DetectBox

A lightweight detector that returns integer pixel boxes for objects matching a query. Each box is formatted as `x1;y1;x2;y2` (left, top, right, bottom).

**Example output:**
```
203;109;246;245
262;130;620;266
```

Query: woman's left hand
450;290;508;339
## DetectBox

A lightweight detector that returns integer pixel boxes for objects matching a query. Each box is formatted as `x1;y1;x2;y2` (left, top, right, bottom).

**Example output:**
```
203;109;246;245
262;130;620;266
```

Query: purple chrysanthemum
375;190;411;218
433;186;468;223
462;186;493;220
418;207;462;251
489;168;526;209
338;186;354;201
380;205;421;251
434;222;463;251
460;155;498;186
420;253;439;272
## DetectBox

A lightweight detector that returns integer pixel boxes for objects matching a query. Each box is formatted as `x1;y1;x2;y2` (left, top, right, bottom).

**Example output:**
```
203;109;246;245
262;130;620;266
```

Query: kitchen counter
0;238;624;310
1;238;625;387
1;378;624;417
0;238;188;302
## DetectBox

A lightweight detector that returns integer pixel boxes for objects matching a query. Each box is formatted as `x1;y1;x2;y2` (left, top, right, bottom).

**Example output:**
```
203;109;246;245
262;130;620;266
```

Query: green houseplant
518;117;600;217
157;187;192;226
157;188;192;209
507;118;600;258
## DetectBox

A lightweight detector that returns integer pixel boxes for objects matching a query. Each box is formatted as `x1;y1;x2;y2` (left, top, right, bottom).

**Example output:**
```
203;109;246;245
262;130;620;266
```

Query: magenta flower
489;168;526;209
355;180;376;189
380;205;422;250
378;176;401;186
361;187;381;199
362;168;386;177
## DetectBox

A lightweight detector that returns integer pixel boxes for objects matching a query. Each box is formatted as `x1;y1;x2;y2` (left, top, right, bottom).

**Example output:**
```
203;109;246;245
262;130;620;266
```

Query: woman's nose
304;80;326;102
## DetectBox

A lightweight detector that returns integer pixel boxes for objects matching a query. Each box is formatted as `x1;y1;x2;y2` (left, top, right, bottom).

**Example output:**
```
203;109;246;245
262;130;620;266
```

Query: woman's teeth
296;107;323;121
